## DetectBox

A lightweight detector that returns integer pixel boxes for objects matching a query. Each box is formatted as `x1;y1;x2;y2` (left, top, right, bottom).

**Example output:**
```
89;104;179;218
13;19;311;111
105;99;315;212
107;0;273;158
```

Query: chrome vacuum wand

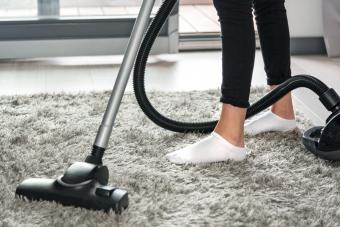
16;0;157;213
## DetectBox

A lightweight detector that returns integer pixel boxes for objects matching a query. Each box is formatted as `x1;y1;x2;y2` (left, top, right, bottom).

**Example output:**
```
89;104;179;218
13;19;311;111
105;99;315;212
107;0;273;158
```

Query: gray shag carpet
1;88;340;227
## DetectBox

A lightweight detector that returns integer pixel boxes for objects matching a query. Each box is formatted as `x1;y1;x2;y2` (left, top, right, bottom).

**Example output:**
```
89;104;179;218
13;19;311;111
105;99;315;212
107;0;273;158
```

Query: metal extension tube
94;0;156;149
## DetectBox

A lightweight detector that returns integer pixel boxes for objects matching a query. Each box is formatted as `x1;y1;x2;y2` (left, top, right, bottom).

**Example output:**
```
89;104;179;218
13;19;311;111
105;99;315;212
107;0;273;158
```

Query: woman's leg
244;0;296;135
166;0;255;164
214;104;246;147
213;0;255;147
254;0;294;118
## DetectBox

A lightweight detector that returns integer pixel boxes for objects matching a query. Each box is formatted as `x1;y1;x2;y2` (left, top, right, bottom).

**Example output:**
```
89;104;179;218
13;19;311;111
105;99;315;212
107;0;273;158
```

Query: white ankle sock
244;110;296;136
165;132;248;164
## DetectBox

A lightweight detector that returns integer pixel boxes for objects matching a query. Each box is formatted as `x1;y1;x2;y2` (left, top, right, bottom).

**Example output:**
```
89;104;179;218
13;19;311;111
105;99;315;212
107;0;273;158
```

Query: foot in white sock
245;110;296;136
165;132;248;164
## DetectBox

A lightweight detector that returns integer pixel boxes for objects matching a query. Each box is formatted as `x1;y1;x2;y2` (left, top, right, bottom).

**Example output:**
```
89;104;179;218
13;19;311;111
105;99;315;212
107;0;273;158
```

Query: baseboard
179;32;260;51
290;37;327;55
179;33;221;51
0;36;178;59
179;35;327;55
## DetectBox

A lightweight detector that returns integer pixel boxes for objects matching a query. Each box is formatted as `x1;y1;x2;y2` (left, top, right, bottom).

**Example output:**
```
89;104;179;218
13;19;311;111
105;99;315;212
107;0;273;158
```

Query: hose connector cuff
85;145;105;165
319;88;340;112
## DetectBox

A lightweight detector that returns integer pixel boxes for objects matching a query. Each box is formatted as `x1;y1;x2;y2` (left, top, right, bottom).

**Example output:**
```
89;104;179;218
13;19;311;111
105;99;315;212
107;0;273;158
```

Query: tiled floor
179;5;220;33
0;51;266;95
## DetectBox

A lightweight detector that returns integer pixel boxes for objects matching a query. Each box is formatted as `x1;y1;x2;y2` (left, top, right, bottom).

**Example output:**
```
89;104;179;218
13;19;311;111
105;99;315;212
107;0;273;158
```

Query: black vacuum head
303;109;340;160
16;162;129;213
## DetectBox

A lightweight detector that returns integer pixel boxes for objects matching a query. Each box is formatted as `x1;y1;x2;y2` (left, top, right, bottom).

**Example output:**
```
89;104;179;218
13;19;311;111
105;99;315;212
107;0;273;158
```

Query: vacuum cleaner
16;0;340;214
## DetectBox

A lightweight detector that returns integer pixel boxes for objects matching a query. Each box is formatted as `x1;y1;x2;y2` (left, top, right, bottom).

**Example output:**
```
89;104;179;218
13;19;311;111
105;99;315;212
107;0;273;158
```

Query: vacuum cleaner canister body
303;109;340;160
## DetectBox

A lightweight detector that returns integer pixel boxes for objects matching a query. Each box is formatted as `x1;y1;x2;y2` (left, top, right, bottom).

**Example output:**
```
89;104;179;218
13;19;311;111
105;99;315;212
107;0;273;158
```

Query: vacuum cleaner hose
133;0;330;133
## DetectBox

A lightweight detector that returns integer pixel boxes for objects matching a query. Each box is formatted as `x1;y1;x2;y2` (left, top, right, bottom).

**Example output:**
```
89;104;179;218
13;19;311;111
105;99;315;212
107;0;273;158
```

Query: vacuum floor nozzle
16;162;129;213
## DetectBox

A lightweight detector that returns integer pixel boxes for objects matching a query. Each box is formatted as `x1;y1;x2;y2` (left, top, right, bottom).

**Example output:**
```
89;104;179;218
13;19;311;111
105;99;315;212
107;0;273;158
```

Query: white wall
285;0;323;37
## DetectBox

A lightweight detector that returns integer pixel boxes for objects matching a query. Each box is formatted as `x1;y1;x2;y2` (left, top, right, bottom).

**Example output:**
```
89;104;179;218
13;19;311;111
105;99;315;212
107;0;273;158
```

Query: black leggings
213;0;291;108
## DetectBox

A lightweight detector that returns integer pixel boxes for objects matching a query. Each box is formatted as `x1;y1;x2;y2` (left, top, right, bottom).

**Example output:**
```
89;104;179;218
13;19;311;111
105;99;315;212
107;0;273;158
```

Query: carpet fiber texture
1;88;340;227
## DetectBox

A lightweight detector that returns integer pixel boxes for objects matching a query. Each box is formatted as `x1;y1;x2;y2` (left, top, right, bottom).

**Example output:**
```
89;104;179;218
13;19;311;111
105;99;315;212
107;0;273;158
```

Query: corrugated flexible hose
133;0;330;133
